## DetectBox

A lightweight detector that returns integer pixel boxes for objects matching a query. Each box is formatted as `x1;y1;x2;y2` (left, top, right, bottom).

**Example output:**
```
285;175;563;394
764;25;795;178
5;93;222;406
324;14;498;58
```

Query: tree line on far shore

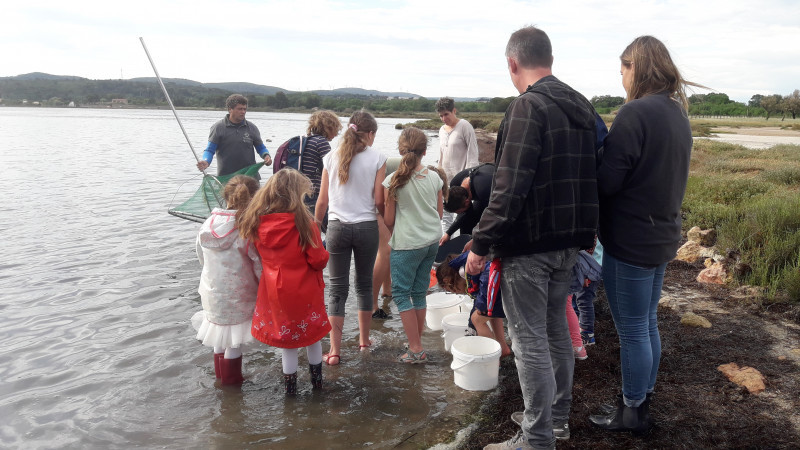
1;78;798;120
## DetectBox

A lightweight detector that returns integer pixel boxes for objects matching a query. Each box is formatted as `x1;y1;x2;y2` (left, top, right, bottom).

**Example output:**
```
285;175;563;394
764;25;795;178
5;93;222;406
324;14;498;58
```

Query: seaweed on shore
459;259;800;449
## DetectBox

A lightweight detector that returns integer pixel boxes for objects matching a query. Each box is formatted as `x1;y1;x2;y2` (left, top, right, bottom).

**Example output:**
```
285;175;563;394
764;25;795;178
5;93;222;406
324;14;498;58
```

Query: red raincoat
251;213;330;349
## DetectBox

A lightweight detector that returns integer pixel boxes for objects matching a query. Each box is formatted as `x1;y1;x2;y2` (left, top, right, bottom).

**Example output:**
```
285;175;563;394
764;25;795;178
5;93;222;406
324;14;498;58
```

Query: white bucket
441;312;472;352
425;292;463;331
459;296;474;314
449;336;501;391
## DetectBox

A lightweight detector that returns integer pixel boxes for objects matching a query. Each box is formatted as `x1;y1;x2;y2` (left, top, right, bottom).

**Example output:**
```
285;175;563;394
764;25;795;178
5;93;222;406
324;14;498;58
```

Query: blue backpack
273;135;307;174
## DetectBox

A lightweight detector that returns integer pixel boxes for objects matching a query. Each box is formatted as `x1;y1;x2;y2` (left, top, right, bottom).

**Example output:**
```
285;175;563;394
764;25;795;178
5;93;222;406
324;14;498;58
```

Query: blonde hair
620;36;704;111
307;110;342;138
224;175;260;225
387;127;428;200
336;110;378;184
238;169;318;250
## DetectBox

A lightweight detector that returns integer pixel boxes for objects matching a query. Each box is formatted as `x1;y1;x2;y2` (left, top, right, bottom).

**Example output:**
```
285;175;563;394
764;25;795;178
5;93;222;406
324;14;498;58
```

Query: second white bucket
450;336;502;391
441;312;472;352
425;292;464;331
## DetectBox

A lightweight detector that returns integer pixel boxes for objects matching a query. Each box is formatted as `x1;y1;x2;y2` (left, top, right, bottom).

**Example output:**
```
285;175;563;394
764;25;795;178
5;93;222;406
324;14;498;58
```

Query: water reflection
0;107;486;449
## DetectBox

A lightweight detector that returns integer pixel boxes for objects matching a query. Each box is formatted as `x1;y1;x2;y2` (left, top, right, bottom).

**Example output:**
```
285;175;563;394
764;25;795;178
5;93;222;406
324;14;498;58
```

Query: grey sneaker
553;421;570;440
510;412;570;440
483;430;533;450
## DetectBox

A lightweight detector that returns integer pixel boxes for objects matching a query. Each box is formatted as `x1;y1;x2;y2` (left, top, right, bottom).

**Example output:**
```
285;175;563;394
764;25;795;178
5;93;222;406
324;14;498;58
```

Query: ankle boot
598;392;654;415
219;356;244;385
213;353;224;379
589;396;652;434
309;363;323;389
284;372;297;395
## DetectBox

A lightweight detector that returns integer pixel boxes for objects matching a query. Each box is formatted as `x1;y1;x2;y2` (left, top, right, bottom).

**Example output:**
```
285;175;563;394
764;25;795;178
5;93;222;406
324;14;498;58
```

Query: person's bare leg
372;216;392;314
400;310;422;353
471;310;494;338
358;310;372;348
415;309;427;342
326;316;344;365
489;317;513;357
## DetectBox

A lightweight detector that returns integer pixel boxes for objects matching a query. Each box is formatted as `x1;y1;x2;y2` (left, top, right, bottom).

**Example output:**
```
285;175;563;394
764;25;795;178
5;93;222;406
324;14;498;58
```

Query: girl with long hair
314;110;387;365
192;175;261;386
382;127;443;363
590;36;700;432
239;169;330;394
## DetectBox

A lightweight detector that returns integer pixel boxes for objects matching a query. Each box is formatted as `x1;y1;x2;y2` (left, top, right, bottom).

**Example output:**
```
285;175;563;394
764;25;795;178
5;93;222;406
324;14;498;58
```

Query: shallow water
701;133;800;149
0;107;485;449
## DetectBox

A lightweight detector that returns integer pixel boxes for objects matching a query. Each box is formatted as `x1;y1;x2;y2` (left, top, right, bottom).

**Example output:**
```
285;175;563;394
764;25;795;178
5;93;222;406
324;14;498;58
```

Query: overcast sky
3;0;799;103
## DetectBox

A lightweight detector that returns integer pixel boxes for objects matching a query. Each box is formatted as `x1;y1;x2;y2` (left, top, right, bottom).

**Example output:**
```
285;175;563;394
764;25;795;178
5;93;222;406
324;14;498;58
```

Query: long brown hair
238;169;318;249
620;35;704;111
387;127;428;200
225;175;260;225
336;110;378;184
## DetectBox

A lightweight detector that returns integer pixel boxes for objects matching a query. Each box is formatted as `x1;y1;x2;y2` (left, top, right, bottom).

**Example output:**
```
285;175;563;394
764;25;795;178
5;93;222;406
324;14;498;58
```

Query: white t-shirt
324;146;388;223
439;119;479;182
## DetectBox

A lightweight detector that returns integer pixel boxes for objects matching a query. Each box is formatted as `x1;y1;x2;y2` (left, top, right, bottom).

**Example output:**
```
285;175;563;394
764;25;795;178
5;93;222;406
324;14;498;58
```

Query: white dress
191;208;262;349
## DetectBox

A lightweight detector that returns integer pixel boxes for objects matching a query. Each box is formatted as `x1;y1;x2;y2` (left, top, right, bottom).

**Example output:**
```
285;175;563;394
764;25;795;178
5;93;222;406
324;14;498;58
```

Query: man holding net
196;94;272;179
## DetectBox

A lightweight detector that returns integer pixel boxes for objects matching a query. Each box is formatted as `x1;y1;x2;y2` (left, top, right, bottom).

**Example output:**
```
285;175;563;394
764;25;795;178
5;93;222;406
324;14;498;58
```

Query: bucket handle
450;357;476;371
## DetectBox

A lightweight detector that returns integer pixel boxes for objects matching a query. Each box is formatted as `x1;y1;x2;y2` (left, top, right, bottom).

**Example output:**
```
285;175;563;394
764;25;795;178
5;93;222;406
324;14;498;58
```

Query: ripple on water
1;108;484;448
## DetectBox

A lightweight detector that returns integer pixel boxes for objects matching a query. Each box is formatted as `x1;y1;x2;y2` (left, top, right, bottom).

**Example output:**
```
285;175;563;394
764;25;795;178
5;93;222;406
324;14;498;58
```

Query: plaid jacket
471;75;599;258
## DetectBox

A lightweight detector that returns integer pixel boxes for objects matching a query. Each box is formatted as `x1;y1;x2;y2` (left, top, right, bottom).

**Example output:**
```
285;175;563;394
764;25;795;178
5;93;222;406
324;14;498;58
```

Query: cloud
2;0;799;102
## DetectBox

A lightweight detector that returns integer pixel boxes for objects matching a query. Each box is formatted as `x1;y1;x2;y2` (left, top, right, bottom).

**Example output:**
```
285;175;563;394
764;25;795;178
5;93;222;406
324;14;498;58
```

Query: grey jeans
325;220;379;316
501;247;578;449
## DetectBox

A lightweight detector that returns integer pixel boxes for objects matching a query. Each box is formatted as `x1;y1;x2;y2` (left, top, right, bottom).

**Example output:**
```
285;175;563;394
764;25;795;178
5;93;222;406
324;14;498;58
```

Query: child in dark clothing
436;252;512;357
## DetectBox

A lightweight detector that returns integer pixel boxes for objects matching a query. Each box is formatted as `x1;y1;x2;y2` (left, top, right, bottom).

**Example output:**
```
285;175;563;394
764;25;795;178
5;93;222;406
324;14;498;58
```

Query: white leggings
213;347;242;359
281;341;323;374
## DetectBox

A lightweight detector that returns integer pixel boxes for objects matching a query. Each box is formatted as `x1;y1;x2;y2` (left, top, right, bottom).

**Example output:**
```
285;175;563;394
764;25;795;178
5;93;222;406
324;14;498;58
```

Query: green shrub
759;167;800;185
716;195;800;301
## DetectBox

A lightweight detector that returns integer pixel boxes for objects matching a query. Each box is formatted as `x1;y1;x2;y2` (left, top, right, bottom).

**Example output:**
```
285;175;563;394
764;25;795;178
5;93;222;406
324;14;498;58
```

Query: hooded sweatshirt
196;208;261;325
471;75;599;258
250;213;331;349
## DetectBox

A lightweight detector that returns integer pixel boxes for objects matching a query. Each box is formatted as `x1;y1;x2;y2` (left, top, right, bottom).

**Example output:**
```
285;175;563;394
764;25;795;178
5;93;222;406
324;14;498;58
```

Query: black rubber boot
284;372;297;395
589;395;652;434
309;363;323;389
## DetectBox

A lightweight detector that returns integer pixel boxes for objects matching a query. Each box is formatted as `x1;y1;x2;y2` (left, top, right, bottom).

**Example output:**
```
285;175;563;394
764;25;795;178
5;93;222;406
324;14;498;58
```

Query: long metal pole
140;37;224;213
139;37;201;164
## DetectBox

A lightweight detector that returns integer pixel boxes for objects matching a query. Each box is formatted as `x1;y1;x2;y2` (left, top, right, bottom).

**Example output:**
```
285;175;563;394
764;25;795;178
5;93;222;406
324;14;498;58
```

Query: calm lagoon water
0;107;483;449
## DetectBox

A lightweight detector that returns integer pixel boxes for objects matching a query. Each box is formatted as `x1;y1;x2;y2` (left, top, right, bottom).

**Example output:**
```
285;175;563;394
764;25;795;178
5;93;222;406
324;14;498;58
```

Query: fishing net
168;162;264;223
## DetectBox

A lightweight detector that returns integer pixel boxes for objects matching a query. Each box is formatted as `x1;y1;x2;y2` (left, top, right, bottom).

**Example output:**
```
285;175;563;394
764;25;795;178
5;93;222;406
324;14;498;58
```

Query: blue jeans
502;248;578;449
571;280;597;334
602;252;666;407
325;220;379;316
390;243;438;312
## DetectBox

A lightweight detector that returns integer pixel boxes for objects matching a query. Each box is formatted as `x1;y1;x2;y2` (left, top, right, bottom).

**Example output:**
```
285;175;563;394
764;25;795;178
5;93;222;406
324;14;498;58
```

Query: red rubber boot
213;353;224;379
219;356;244;385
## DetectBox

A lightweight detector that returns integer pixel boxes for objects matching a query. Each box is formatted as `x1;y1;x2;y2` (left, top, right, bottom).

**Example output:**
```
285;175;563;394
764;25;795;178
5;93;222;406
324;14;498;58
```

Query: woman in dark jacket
590;35;700;433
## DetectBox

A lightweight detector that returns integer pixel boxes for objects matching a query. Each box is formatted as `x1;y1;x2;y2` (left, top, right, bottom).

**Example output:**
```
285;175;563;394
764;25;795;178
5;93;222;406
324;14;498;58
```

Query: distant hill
3;73;418;99
0;72;493;112
312;87;422;98
6;72;87;81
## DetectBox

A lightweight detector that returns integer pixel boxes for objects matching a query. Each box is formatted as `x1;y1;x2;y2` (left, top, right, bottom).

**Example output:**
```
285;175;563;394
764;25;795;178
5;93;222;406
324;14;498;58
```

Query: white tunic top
324;146;388;223
439;119;479;182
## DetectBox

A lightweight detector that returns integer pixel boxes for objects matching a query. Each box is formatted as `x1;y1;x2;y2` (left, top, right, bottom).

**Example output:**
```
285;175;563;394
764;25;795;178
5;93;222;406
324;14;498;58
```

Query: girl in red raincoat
239;169;330;394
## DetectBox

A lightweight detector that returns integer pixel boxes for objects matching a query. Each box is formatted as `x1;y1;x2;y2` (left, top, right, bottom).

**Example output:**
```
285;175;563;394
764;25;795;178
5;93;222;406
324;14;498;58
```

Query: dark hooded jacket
471;75;599;258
